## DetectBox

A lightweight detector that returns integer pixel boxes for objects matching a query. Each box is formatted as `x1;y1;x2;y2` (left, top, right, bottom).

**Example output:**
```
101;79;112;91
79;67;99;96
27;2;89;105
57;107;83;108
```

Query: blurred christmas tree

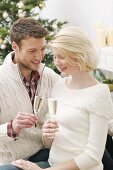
0;0;67;69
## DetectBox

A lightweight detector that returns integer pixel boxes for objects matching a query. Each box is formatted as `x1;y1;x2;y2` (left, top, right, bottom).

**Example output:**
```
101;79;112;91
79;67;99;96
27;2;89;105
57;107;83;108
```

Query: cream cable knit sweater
0;52;59;165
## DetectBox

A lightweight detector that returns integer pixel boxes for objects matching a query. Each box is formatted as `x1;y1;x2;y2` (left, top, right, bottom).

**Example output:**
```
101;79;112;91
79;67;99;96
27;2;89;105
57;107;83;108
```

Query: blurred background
1;0;113;85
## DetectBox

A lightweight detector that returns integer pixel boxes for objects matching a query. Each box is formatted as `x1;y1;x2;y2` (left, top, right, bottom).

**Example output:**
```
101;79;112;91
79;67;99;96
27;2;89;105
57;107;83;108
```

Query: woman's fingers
42;119;59;129
42;119;59;138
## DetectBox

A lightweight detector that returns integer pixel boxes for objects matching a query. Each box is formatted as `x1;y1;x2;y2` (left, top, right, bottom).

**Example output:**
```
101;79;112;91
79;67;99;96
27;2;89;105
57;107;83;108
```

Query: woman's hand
42;119;59;139
12;159;41;170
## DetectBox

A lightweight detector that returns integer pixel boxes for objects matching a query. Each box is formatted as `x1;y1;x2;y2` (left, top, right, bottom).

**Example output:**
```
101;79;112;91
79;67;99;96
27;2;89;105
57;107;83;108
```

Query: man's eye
41;48;46;51
30;50;35;53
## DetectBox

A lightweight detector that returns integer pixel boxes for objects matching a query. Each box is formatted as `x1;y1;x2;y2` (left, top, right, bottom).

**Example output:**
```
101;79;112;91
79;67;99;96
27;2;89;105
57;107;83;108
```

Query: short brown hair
10;17;48;47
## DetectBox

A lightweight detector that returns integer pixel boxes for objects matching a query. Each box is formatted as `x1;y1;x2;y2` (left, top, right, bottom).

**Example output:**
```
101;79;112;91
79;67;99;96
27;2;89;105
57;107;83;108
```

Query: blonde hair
50;26;99;71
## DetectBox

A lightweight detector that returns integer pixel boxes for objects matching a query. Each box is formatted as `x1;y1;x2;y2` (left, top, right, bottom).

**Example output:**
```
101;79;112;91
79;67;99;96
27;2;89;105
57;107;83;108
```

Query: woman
12;26;113;170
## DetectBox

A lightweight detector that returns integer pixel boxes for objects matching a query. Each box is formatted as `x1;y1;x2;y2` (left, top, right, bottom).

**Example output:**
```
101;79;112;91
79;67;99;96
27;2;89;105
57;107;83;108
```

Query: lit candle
96;29;107;47
107;26;113;46
95;19;107;47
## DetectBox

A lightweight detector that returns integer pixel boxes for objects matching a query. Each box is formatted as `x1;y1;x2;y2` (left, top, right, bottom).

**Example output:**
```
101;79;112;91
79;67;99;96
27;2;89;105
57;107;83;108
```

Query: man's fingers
13;112;38;126
12;159;39;170
14;119;37;125
17;112;37;121
12;159;28;170
12;112;38;134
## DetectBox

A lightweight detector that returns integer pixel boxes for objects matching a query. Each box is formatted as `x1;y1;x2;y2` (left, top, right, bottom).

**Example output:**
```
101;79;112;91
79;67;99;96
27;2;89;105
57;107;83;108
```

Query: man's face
13;37;46;72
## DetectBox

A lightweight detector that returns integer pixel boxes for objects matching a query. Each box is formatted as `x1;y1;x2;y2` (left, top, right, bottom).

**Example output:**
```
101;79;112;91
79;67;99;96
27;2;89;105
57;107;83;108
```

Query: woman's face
53;48;79;77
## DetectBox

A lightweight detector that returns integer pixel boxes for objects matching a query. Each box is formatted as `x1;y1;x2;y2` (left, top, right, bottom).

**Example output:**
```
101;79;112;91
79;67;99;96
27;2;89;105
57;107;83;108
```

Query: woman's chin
61;72;69;77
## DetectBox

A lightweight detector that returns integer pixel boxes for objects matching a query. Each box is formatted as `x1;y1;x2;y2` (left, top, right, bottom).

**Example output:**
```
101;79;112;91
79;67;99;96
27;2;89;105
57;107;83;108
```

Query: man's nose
34;53;42;60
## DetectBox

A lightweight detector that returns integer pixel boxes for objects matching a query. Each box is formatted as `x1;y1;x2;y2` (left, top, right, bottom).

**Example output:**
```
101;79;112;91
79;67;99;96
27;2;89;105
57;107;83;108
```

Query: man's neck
12;53;32;81
19;66;32;81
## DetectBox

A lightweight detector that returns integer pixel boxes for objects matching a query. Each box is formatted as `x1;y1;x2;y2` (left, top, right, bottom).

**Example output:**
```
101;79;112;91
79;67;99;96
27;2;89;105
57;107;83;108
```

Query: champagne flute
34;95;43;126
48;98;57;139
25;96;43;134
48;98;57;119
25;64;45;133
34;96;43;115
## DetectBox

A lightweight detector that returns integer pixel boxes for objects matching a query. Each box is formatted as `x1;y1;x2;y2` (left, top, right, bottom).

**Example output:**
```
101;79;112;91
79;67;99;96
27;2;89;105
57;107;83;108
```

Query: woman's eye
58;56;65;60
60;57;65;59
54;55;64;60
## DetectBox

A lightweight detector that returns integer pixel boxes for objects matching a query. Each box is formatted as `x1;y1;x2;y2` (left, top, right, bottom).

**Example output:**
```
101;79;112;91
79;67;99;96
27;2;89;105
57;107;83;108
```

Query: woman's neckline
64;76;102;91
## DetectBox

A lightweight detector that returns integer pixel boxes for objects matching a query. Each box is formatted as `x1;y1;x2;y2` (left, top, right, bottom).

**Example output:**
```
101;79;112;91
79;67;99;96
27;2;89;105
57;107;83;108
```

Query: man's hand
12;112;38;135
12;159;41;170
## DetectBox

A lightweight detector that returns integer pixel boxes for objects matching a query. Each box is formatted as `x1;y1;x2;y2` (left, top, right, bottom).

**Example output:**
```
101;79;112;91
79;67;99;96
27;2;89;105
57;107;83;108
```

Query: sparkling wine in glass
34;96;43;126
48;98;57;119
34;96;43;115
25;96;43;134
48;98;57;139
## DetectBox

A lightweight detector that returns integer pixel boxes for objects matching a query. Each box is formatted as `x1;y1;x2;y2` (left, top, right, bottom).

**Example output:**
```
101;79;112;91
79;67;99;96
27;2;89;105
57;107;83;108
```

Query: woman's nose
54;58;62;66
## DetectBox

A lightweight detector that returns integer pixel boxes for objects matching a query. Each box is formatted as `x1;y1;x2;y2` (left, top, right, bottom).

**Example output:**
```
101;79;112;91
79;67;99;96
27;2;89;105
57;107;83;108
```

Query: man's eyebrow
27;45;47;50
27;48;37;51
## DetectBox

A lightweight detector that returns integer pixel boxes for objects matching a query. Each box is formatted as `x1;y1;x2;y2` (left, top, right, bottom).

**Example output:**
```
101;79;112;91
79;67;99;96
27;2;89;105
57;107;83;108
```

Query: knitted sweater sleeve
0;97;18;143
0;122;15;143
74;85;113;170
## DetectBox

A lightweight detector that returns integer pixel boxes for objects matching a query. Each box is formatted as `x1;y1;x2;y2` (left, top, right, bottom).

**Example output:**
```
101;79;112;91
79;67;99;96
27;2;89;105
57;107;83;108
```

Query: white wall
40;0;113;41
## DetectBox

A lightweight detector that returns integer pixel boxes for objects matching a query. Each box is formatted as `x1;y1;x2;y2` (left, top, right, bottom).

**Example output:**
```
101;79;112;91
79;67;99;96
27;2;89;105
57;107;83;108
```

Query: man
0;17;59;169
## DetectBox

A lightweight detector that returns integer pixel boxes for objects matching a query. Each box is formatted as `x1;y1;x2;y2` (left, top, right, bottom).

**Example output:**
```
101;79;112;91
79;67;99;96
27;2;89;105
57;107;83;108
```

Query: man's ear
12;41;18;50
